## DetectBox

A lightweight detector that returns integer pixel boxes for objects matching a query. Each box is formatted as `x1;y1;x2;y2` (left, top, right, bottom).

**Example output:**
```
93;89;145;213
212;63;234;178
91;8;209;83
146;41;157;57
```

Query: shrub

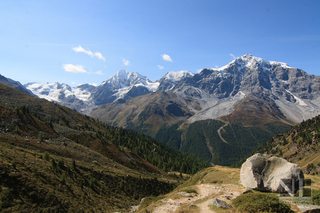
72;159;76;170
312;189;320;205
57;158;64;169
60;173;66;184
181;188;197;194
11;160;16;169
89;178;95;189
51;158;57;172
43;151;50;161
232;192;293;213
66;166;71;176
38;131;44;142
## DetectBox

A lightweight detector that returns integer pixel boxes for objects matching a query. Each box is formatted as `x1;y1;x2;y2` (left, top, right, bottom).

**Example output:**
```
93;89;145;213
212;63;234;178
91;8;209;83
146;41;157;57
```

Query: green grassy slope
0;83;210;212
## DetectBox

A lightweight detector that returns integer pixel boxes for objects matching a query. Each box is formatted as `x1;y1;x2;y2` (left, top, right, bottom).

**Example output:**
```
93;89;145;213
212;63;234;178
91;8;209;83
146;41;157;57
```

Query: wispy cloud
161;54;173;62
63;64;87;73
95;70;103;75
122;58;130;66
72;46;105;61
230;54;236;60
158;65;164;69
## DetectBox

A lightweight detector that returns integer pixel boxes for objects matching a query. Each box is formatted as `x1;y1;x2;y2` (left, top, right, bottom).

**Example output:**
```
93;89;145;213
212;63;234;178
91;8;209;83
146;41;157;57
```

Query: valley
0;83;208;212
1;54;320;212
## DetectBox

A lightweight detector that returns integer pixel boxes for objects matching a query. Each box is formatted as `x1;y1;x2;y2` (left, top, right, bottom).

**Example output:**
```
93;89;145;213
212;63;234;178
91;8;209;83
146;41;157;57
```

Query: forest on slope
0;83;209;212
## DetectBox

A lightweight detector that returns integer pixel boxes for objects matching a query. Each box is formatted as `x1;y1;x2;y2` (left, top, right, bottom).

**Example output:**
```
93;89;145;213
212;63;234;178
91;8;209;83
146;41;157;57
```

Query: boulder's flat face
240;153;304;195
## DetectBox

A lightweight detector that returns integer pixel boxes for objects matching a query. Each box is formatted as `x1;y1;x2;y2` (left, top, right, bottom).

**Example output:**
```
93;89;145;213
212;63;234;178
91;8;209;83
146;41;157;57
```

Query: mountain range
24;69;194;114
24;54;320;124
4;54;320;165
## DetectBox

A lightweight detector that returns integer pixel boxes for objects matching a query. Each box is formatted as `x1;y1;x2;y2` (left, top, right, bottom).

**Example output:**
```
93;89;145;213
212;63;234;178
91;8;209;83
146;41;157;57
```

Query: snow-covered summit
102;70;152;88
25;82;94;102
162;70;194;82
207;54;292;73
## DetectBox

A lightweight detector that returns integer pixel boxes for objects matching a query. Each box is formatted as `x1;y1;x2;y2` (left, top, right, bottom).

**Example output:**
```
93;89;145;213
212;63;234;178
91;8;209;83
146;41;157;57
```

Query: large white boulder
240;153;304;195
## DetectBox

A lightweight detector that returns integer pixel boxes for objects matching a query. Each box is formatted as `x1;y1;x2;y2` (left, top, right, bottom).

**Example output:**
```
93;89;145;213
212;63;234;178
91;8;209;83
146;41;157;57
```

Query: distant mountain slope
25;82;96;114
91;91;195;136
25;70;195;113
253;114;320;174
0;74;36;97
91;54;320;165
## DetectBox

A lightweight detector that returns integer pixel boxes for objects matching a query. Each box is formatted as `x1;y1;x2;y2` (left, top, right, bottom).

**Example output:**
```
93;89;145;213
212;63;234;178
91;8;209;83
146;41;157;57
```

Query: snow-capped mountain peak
235;54;292;70
102;69;151;89
162;70;194;82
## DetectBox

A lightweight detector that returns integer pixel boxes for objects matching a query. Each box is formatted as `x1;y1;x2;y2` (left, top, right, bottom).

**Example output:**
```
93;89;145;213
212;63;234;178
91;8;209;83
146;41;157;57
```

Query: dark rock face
0;74;36;97
240;153;304;195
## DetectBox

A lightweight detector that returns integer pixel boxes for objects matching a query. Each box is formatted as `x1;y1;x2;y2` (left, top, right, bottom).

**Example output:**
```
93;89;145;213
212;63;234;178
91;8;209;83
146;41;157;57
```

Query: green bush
89;178;95;189
232;192;293;213
312;189;320;205
60;173;66;184
181;188;197;194
43;151;50;161
57;158;64;169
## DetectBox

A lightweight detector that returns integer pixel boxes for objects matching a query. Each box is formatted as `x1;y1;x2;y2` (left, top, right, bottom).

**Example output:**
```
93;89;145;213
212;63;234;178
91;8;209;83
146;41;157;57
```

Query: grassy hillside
253;114;320;174
0;83;210;212
0;140;176;212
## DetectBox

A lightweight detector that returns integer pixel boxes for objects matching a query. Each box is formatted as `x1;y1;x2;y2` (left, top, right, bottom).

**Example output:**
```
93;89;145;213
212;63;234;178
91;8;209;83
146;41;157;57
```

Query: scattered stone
240;153;304;195
208;198;233;209
129;205;140;213
175;191;193;197
189;203;197;209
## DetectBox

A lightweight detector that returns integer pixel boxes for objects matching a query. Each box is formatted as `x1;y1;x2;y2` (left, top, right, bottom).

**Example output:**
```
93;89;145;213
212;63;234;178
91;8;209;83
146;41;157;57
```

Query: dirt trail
151;184;243;213
217;123;228;143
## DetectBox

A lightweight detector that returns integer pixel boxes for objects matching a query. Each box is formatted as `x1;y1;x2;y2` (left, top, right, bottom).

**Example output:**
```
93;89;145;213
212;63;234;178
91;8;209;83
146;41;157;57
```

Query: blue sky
1;0;319;86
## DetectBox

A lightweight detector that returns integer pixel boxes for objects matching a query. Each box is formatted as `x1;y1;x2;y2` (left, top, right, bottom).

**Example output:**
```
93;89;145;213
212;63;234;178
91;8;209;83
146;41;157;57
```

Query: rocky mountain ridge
25;70;194;114
89;54;320;165
171;54;320;124
24;54;320;125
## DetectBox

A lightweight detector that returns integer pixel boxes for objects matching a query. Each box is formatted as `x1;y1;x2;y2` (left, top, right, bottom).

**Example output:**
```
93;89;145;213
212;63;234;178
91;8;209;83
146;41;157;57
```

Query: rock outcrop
208;198;233;209
240;153;304;195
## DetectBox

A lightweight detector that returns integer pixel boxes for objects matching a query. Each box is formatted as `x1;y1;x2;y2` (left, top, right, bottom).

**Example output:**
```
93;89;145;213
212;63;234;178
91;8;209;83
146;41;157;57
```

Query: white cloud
122;58;130;66
161;54;173;62
158;65;164;69
230;54;236;59
72;46;105;61
95;70;103;75
63;64;87;73
94;52;106;61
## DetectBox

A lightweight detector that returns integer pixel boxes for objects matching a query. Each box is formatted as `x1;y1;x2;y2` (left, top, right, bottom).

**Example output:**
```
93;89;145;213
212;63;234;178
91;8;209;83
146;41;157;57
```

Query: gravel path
151;184;243;213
